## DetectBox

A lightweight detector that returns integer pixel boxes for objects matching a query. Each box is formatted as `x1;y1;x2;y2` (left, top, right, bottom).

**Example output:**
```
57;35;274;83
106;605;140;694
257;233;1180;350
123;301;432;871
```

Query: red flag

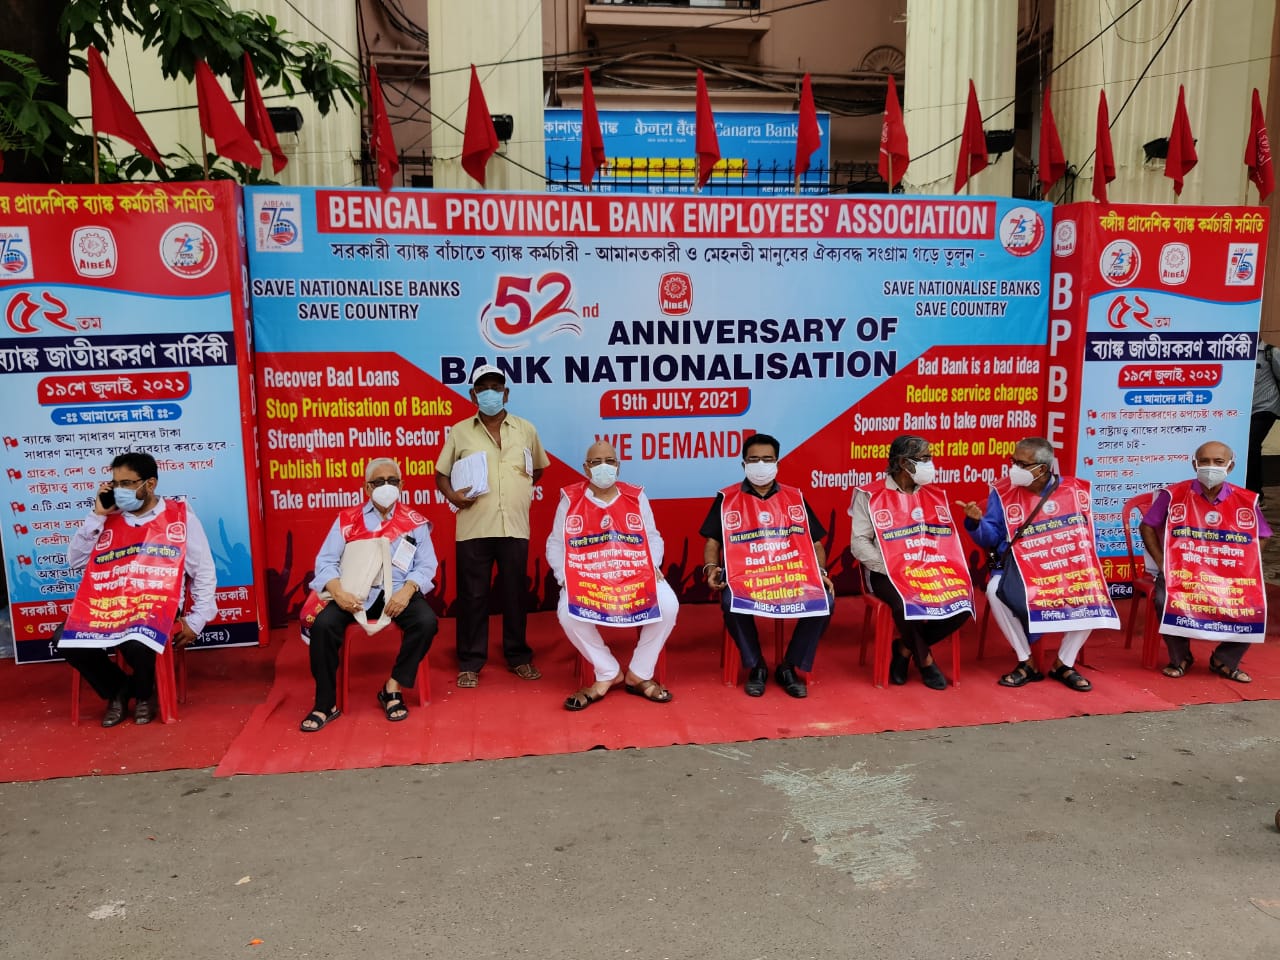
1093;89;1116;203
86;47;164;167
1165;84;1197;197
368;65;399;192
195;61;262;169
878;74;909;189
462;64;499;187
242;54;287;174
954;80;988;193
1038;84;1066;196
579;68;606;186
794;73;822;178
694;69;721;189
1246;87;1274;202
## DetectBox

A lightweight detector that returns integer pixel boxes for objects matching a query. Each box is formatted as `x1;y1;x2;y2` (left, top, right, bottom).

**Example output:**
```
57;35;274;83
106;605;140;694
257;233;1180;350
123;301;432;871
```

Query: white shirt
67;497;219;634
545;484;665;587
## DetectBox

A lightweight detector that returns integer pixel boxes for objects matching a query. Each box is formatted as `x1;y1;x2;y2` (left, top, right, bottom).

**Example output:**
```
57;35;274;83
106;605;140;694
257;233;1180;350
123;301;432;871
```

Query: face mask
744;461;778;487
908;460;936;486
1196;465;1229;488
1008;464;1039;487
113;485;145;512
371;483;401;509
589;463;618;489
475;389;505;416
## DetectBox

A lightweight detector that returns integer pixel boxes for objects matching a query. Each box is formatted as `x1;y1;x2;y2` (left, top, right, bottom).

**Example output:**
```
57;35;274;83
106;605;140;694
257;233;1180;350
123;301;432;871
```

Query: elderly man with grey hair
958;437;1118;693
299;457;439;732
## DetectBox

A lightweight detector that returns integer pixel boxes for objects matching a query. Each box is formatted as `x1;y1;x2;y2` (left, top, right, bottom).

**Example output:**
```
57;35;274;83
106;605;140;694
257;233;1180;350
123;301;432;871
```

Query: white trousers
557;580;679;682
986;574;1089;668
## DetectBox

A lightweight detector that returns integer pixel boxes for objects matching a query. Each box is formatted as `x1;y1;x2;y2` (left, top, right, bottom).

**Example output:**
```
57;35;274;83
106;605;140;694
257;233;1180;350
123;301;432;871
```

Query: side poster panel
246;188;1052;621
0;182;266;663
1048;203;1269;592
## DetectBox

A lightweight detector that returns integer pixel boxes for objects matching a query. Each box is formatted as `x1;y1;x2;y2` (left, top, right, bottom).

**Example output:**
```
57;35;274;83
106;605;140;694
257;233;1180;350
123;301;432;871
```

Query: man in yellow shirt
436;366;550;687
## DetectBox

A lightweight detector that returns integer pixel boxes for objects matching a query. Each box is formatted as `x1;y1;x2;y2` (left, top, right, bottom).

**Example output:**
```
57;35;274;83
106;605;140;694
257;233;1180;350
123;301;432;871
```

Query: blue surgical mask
113;486;145;512
476;389;505;416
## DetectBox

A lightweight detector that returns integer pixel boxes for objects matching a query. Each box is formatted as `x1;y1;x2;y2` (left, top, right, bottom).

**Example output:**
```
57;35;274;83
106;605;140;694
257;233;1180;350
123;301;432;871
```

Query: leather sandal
1049;663;1092;692
377;687;409;721
998;661;1044;688
1209;657;1252;683
1162;654;1194;678
564;686;608;711
299;707;341;733
624;678;673;703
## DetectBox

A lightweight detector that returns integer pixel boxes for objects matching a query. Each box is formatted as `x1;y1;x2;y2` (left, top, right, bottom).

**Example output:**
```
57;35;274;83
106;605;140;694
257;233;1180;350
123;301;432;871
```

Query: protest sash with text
299;502;428;636
59;501;189;654
995;476;1120;633
562;481;661;625
1160;480;1267;641
722;483;830;618
864;482;975;620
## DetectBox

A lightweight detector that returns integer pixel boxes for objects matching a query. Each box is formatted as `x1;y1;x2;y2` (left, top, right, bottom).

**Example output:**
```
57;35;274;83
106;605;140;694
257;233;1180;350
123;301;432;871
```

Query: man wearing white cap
436;365;550;687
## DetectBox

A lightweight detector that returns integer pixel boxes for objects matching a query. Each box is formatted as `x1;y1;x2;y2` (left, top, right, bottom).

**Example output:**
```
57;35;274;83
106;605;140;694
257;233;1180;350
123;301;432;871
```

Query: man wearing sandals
58;452;217;727
958;437;1119;693
1139;441;1270;683
299;458;439;731
546;440;676;710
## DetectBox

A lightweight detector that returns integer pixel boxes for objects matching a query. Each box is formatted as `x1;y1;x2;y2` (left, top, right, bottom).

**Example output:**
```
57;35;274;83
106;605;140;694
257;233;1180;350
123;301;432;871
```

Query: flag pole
200;130;209;179
888;158;894;194
92;122;100;185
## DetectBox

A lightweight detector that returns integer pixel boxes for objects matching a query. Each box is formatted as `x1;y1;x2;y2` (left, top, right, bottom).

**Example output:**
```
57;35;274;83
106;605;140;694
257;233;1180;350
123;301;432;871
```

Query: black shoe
889;642;910;685
744;665;768;697
919;662;948;690
102;691;129;728
776;663;807;699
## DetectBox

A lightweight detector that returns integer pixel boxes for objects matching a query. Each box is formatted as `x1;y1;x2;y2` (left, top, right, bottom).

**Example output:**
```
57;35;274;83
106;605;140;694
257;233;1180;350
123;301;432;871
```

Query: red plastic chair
721;618;790;686
337;621;429;713
71;642;187;725
1119;492;1160;665
863;590;963;688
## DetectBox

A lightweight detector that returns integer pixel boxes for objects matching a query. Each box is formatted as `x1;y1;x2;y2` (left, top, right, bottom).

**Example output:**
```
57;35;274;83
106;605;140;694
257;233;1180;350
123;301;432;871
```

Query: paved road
3;699;1279;960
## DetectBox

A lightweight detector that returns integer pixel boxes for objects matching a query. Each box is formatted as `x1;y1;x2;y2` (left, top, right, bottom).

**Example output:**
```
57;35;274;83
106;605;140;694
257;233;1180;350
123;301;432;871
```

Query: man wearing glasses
957;437;1119;692
546;440;677;710
299;457;438;731
701;433;834;698
58;452;217;726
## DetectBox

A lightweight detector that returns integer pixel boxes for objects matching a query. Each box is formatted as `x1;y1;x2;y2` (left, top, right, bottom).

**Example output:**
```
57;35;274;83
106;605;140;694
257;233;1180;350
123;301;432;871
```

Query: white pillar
903;0;1017;196
428;0;545;192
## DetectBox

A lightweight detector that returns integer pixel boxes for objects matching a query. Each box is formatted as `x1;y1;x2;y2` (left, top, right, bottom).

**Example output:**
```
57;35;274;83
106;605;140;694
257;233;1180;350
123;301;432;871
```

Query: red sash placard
1160;480;1267;641
562;481;661;625
863;482;974;621
996;476;1119;632
59;501;189;654
299;502;427;637
722;483;829;618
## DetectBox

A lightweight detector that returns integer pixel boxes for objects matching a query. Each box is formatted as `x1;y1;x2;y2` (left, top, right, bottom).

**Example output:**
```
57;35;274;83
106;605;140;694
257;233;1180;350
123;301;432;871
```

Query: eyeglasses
109;478;149;489
586;458;619;467
744;456;778;464
1010;459;1041;470
367;477;403;488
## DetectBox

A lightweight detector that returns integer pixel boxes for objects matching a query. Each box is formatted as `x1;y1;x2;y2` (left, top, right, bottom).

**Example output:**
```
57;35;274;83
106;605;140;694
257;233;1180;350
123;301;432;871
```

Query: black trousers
60;639;158;701
1247;411;1276;494
1153;577;1250;670
454;537;533;672
869;570;969;666
720;588;831;672
308;591;438;712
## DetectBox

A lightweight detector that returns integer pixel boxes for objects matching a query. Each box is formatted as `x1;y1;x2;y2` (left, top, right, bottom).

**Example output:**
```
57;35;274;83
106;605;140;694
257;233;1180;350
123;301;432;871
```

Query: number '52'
484;272;574;335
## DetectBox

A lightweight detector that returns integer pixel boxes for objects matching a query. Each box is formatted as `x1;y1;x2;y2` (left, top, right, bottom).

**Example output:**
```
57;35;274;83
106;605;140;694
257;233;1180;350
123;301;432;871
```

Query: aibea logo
159;223;218;279
658;272;692;315
254;194;303;253
0;227;35;280
71;226;117;278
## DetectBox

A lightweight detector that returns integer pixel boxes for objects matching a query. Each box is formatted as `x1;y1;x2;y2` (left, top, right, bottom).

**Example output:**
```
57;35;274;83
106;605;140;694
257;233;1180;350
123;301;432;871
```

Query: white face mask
371;483;401;509
589;463;618;489
1196;465;1229;488
908;459;935;486
1008;464;1040;487
744;461;778;487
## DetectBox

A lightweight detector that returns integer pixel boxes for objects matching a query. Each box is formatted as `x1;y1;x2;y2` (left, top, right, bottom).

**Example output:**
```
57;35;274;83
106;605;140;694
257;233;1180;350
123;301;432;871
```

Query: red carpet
3;595;1277;783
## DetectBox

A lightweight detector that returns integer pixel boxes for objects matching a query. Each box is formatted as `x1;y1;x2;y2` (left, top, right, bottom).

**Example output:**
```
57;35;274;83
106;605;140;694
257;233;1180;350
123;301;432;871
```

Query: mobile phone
98;489;115;509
